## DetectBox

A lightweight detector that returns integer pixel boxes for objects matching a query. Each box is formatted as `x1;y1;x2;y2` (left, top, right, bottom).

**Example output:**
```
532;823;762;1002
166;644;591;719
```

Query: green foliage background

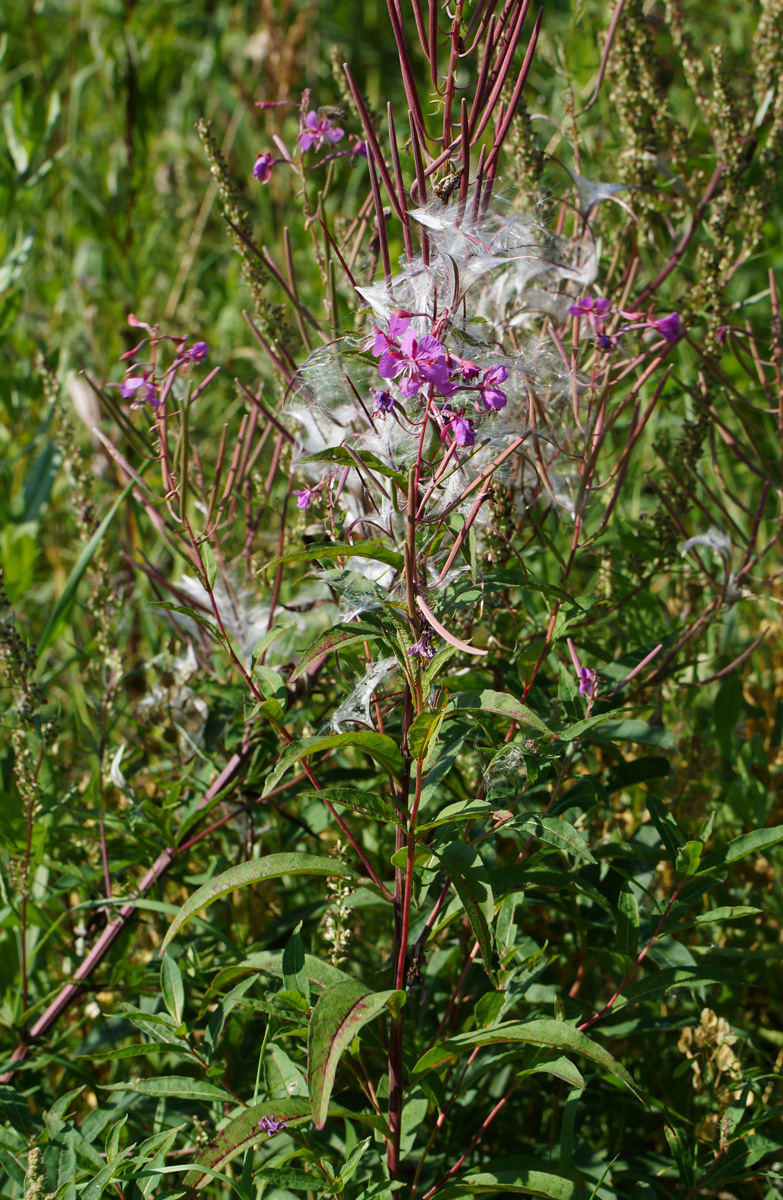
2;1;783;1198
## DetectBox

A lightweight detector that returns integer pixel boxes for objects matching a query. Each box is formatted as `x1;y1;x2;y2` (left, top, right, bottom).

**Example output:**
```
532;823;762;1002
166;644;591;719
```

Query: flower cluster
109;318;209;411
365;311;511;450
569;295;684;351
252;99;365;187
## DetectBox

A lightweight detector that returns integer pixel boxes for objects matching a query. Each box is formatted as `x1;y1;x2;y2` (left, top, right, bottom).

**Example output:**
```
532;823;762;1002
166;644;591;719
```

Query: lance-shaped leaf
697;823;783;875
161;854;358;953
299;446;407;487
182;1097;312;1191
102;1076;229;1102
430;842;494;971
308;980;405;1129
263;732;404;796
446;691;554;737
437;1165;589;1200
290;620;386;681
417;799;499;832
298;786;398;824
262;540;404;575
510;815;596;864
411;1019;642;1100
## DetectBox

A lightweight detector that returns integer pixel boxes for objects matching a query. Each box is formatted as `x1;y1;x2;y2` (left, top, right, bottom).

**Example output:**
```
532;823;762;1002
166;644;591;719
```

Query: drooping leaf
308;980;405;1129
161;854;358;952
412;1020;642;1100
430;842;495;971
263;731;404;795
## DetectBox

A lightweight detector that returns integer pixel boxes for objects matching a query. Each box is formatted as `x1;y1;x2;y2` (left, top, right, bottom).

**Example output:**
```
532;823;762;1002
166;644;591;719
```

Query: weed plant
2;2;783;1198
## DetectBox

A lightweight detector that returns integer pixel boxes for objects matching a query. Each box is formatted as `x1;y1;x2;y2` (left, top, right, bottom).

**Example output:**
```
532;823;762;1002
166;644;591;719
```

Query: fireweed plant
3;1;783;1198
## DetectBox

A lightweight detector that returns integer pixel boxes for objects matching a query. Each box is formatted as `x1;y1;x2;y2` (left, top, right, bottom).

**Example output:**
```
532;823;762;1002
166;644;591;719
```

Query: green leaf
299;786;398;824
161;955;185;1025
665;1124;695;1191
299;446;407;486
263;540;404;575
446;690;554;737
417;799;499;832
618;965;740;1007
691;905;762;926
675;840;703;877
161;854;358;952
308;980;405;1129
412;1020;642;1100
408;708;445;764
430;842;494;971
291;621;385;681
616;886;640;960
101;1076;228;1101
698;824;783;875
255;1167;328;1191
263;732;404;796
37;481;133;658
282;923;311;1004
201;541;217;590
588;720;675;750
182;1097;312;1191
521;1056;585;1091
250;621;296;666
437;1166;589;1199
511;815;596;864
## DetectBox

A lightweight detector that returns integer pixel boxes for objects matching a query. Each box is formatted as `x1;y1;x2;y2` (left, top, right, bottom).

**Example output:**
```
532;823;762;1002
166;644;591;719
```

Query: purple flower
567;638;598;700
457;358;481;382
408;627;436;659
253;153;275;183
576;666;598;698
258;1114;288;1135
381;327;452;398
596;333;614;352
653;312;683;341
366;312;412;358
448;414;475;448
293;485;317;510
119;372;160;409
372;387;395;415
187;341;208;363
299;111;344;152
350;136;368;160
476;364;509;413
568;296;611;319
